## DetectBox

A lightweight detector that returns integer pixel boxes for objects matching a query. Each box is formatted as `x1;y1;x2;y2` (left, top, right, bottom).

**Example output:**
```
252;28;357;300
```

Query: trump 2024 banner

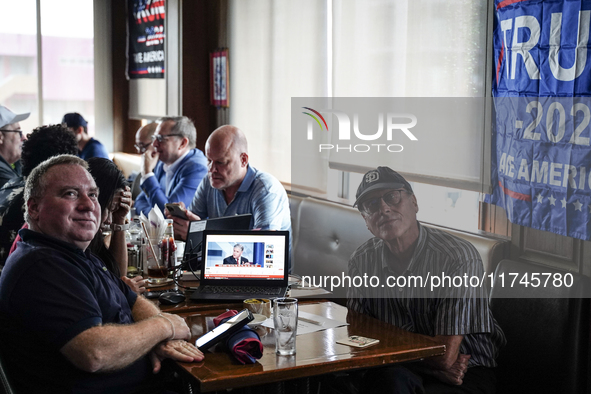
492;0;591;240
127;0;165;79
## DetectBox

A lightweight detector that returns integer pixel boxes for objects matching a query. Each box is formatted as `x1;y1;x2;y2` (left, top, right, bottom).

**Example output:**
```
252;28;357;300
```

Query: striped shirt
347;223;506;368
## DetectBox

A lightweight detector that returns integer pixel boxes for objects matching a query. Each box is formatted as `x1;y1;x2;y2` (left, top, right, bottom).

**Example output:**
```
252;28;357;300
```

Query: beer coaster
247;314;268;327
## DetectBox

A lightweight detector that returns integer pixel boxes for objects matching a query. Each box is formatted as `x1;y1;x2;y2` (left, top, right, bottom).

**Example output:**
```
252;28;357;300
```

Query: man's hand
429;354;471;385
165;201;201;241
121;275;146;294
149;340;204;373
141;149;159;176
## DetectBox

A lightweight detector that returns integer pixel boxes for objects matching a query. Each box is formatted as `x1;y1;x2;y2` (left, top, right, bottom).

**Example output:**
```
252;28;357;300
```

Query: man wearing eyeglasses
134;116;207;216
346;167;505;394
134;122;158;155
127;122;158;201
0;106;29;189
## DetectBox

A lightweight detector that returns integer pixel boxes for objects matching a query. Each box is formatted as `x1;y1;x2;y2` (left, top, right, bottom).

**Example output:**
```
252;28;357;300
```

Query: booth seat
289;195;510;298
110;152;141;179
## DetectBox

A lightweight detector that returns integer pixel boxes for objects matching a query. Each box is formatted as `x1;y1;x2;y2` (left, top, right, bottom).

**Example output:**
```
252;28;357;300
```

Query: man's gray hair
233;244;244;251
158;116;196;148
24;154;88;224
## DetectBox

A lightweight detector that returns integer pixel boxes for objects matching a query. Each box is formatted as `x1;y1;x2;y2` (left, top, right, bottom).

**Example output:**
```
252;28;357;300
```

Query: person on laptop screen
166;125;291;261
223;243;249;265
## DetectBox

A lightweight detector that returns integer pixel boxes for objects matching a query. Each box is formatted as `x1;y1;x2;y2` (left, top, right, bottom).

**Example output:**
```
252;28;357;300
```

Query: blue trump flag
492;0;591;240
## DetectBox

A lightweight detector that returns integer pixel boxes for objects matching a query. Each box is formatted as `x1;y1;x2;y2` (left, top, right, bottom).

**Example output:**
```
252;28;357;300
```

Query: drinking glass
273;297;298;355
146;240;167;284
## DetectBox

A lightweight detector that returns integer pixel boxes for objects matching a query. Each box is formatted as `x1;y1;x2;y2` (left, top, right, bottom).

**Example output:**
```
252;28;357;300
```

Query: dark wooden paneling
479;201;511;238
181;0;228;152
111;0;141;153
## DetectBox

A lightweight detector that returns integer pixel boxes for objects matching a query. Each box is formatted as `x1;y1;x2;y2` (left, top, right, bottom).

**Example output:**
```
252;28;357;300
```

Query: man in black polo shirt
347;167;506;394
0;154;203;394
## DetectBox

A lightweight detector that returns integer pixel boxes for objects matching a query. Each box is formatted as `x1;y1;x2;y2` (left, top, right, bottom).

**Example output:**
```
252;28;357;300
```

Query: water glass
273;297;298;355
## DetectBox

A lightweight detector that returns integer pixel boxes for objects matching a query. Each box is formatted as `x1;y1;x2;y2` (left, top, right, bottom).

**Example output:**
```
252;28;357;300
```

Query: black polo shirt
0;229;155;393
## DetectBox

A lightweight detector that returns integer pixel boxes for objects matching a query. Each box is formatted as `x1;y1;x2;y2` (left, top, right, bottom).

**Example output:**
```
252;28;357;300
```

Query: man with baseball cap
346;166;505;393
0;106;29;188
62;112;109;160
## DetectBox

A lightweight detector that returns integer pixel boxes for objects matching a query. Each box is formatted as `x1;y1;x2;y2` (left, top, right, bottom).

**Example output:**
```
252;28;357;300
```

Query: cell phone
165;203;188;219
195;309;254;351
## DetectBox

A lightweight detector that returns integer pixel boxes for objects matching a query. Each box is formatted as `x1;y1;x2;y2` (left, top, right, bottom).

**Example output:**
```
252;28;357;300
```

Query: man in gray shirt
347;166;505;394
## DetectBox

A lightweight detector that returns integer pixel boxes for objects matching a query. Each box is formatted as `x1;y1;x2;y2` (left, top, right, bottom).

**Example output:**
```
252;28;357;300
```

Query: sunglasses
0;129;24;139
360;189;407;215
152;133;183;143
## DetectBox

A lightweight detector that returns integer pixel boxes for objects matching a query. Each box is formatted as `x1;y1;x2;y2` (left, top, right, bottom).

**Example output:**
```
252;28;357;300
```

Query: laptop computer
189;229;290;302
183;214;253;271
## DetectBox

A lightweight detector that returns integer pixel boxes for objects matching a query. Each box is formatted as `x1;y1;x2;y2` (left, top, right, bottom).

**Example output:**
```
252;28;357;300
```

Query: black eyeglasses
0;129;24;139
152;133;184;143
134;141;153;153
360;189;407;215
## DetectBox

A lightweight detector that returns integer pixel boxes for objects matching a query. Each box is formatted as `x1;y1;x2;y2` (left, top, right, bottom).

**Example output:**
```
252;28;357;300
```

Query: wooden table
173;301;445;392
150;280;334;315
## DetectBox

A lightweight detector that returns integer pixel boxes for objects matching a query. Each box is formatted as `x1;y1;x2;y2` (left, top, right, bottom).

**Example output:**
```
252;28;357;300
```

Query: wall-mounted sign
127;0;165;79
210;49;229;107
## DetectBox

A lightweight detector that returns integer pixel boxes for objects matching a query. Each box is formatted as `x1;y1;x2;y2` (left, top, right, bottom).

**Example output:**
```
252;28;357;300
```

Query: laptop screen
184;214;252;269
202;230;289;281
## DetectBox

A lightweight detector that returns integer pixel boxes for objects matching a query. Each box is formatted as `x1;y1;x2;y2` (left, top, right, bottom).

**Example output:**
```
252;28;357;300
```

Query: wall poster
127;0;166;79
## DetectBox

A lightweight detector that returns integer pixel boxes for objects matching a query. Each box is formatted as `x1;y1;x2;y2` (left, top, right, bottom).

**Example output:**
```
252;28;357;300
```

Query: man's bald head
206;125;248;156
135;122;158;153
205;125;249;192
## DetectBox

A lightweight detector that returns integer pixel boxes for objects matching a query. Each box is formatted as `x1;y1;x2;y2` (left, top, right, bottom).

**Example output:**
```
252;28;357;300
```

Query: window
329;171;481;233
0;0;38;132
229;0;328;185
1;0;96;138
230;0;490;233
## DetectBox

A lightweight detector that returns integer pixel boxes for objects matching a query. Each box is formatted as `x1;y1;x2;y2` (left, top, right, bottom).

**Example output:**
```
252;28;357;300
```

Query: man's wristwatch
110;223;130;232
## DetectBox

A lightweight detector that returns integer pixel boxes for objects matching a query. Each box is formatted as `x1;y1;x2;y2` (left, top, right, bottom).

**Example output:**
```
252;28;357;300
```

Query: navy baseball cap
354;166;413;207
62;113;88;129
0;106;30;129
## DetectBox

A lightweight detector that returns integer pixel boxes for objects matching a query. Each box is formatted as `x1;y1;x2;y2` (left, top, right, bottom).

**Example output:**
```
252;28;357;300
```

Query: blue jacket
134;148;207;216
79;138;110;160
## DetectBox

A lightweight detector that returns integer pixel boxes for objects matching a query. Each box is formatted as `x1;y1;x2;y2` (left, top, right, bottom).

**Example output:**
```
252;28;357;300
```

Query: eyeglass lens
135;141;152;152
152;134;183;143
0;129;23;138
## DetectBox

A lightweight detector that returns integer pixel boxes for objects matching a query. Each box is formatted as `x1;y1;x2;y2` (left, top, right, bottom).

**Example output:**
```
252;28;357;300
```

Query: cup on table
175;241;185;262
126;245;141;277
244;298;271;318
273;297;298;355
146;240;167;284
